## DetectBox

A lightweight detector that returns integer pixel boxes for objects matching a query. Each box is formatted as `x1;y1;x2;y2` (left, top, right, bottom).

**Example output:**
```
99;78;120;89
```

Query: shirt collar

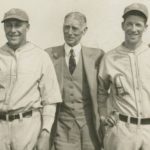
64;43;81;57
120;41;149;54
1;41;35;54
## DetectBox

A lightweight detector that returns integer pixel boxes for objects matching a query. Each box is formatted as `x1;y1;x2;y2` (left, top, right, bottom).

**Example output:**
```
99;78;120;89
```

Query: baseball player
0;8;62;150
98;3;150;150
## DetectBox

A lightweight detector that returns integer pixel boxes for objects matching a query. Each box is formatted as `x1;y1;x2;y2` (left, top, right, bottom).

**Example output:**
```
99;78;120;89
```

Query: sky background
0;0;150;52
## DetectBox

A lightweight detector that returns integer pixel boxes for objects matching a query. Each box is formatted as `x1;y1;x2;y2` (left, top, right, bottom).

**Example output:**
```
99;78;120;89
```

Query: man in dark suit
46;12;104;150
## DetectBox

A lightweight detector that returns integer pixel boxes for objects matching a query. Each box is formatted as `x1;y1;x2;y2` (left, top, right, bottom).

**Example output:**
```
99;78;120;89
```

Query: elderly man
0;8;62;150
98;3;150;150
46;12;104;150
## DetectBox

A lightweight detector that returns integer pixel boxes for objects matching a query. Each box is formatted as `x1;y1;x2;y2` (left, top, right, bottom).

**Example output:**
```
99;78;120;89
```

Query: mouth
128;34;139;38
8;35;20;40
66;36;75;39
65;38;75;43
10;35;19;37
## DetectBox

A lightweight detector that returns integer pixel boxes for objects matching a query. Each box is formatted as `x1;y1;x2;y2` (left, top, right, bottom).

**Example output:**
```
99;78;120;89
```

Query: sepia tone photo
0;0;150;150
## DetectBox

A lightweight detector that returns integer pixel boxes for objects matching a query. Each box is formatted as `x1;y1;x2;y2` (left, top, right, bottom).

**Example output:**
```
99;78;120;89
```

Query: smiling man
46;12;104;150
98;3;150;150
0;8;62;150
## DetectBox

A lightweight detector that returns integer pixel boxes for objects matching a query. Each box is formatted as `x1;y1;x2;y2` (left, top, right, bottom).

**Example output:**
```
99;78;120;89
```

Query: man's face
4;19;29;50
122;15;147;46
63;16;87;47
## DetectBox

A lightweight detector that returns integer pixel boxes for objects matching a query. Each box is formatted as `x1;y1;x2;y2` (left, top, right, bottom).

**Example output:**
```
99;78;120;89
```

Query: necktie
69;49;76;74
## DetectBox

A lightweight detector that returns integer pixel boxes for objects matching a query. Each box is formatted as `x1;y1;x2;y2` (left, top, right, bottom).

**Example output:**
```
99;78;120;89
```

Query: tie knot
70;49;75;56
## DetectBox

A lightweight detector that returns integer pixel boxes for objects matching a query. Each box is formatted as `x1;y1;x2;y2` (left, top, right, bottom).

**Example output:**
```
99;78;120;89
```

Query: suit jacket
45;45;104;149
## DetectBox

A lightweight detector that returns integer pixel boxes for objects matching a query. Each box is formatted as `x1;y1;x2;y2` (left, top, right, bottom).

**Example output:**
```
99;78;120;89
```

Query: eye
72;26;78;31
136;23;143;27
126;22;132;26
4;22;24;28
5;23;12;28
15;23;23;28
64;25;69;30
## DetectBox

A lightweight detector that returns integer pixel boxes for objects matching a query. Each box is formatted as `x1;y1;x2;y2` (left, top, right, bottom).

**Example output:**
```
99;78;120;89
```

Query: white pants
104;120;150;150
0;110;41;150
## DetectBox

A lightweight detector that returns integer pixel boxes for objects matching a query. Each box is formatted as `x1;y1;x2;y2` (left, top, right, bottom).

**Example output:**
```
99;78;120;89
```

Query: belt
119;114;150;125
0;110;32;121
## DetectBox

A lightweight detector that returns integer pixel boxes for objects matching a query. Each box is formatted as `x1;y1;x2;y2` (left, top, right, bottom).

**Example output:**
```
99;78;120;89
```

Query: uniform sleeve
42;104;56;132
39;52;62;105
98;55;110;118
39;52;62;132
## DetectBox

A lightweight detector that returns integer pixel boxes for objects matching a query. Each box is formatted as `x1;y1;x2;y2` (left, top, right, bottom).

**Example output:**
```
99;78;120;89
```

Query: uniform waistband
0;110;33;121
119;114;150;125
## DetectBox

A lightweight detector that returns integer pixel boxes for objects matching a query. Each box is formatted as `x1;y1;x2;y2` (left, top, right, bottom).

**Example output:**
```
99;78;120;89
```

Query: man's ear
144;24;148;32
82;26;88;35
121;22;125;31
26;23;30;31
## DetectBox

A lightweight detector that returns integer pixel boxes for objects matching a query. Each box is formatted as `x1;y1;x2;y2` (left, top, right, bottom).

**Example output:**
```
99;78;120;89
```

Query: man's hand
36;129;50;150
100;113;118;127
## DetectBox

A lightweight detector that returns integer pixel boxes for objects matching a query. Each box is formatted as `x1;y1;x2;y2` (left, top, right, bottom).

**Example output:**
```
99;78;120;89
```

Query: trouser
104;120;150;150
54;118;100;150
0;110;41;150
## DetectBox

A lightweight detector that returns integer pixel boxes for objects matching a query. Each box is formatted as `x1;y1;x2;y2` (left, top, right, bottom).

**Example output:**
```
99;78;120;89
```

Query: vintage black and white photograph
0;0;150;150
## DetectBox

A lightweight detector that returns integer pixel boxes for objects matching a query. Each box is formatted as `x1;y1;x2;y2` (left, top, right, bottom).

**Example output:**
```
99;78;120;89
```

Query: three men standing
46;12;104;150
0;8;62;150
1;3;150;150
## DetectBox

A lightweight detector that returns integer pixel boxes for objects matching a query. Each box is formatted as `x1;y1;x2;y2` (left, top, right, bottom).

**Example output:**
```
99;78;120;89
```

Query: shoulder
25;42;48;57
26;43;54;66
30;43;51;60
82;46;104;56
82;46;105;68
82;46;105;64
100;45;123;67
45;45;64;59
104;45;121;59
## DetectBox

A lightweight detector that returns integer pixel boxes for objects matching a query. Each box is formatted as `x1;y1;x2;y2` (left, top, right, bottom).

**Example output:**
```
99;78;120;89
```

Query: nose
68;27;73;35
11;26;17;33
131;24;137;32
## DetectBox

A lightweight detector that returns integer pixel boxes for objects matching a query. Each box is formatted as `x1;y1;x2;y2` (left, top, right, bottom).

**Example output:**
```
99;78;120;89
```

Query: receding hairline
64;12;87;25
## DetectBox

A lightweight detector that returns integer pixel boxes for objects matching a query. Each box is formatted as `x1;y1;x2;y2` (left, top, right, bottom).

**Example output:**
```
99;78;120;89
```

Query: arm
37;52;62;150
98;55;110;118
98;76;109;118
98;56;117;127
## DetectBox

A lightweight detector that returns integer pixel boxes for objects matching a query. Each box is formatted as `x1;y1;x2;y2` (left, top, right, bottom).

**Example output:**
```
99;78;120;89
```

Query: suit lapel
82;46;101;140
52;46;65;94
82;47;97;100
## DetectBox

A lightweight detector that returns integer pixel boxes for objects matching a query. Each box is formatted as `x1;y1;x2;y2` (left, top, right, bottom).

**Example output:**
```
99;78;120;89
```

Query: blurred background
0;0;150;52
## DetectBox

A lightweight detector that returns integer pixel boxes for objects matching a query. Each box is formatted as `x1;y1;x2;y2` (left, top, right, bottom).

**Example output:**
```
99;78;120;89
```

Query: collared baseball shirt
98;42;150;118
0;42;62;131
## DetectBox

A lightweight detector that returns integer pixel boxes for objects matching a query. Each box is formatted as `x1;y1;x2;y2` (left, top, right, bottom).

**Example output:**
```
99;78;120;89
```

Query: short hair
64;12;87;26
123;10;147;23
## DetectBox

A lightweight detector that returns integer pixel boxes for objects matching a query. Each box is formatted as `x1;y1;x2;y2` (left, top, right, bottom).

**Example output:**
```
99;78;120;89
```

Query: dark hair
123;10;147;23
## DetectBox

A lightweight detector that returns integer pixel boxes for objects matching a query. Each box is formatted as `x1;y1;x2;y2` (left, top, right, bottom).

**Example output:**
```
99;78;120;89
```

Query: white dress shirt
64;43;81;67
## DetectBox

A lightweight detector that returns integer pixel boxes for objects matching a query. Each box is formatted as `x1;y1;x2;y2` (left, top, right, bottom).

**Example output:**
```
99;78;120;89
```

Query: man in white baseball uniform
0;8;62;150
98;3;150;150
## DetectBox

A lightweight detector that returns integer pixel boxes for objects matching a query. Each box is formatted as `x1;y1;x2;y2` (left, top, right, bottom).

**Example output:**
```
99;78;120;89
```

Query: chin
10;42;19;46
9;42;19;48
130;40;139;44
67;42;75;47
128;38;139;43
9;39;20;44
